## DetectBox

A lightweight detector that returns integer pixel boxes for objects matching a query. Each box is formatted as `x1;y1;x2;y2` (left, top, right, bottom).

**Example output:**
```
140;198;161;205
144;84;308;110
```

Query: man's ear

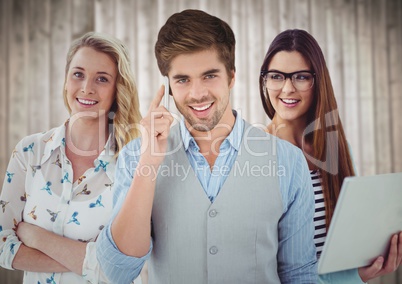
229;70;235;89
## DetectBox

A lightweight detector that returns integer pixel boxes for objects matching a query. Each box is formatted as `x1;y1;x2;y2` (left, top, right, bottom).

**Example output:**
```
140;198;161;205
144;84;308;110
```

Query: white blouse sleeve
82;241;112;283
0;141;28;269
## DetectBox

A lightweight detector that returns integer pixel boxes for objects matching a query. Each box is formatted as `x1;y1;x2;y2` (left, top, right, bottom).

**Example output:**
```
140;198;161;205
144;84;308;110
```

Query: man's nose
189;79;207;98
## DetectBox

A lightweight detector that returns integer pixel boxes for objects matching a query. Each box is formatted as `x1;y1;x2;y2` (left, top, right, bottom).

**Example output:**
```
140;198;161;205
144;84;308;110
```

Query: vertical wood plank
95;0;116;35
262;0;280;49
326;0;344;119
259;0;281;126
310;0;329;58
204;0;231;20
157;0;180;26
115;0;134;47
177;0;201;11
388;0;402;173
131;0;141;91
49;0;71;127
245;0;266;125
396;13;402;282
115;0;140;117
294;0;310;31
8;0;29;153
135;0;159;114
279;0;295;31
371;0;392;175
231;0;249;122
27;0;51;134
72;0;94;38
1;1;24;283
1;1;26;282
356;0;376;176
0;0;10;188
230;0;249;121
340;0;360;171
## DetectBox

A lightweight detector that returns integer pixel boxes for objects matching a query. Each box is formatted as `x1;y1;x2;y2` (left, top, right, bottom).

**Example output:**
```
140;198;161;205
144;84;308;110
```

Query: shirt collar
180;110;244;152
41;121;68;164
41;120;116;165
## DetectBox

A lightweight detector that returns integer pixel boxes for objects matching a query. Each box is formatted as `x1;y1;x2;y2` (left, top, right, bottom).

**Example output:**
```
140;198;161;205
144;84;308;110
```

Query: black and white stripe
311;169;327;258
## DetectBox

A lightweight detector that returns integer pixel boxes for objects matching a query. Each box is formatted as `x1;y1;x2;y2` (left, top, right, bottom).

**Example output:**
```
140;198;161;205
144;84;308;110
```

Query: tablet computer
317;172;402;274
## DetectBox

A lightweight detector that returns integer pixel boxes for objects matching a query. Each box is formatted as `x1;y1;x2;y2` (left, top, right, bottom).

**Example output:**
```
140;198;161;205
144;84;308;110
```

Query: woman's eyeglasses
261;70;315;91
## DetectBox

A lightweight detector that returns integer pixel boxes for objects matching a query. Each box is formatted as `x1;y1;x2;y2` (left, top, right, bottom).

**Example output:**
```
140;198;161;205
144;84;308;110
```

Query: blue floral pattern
0;123;116;283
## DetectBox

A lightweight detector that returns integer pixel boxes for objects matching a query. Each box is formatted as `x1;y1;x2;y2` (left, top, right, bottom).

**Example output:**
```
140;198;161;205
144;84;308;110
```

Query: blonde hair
63;32;141;154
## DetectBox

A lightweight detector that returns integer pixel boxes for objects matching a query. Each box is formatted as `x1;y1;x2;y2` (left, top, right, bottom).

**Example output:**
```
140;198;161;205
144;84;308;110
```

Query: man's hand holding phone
139;83;174;167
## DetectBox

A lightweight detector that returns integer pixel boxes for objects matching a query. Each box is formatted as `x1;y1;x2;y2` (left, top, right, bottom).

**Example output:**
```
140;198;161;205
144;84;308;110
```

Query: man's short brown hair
155;9;236;77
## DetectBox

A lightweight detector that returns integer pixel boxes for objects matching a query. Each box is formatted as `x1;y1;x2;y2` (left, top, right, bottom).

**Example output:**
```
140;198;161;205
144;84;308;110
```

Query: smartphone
163;76;170;110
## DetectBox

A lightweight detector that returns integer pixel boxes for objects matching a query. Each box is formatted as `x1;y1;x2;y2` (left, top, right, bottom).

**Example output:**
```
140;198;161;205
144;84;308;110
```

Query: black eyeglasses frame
260;70;315;79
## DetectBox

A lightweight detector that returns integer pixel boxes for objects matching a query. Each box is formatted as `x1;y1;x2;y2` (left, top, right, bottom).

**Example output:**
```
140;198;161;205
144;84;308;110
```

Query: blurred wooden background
0;0;401;283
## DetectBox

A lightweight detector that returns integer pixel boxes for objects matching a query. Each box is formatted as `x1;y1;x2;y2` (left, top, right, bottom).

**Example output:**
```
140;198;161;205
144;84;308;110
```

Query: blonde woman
0;32;141;283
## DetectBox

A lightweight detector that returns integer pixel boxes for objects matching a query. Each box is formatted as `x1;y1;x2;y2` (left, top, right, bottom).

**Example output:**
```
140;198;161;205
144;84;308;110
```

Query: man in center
97;9;317;284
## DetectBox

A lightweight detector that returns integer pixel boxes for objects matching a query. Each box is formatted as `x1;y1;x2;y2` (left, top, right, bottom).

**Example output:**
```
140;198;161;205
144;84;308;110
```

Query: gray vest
149;122;283;284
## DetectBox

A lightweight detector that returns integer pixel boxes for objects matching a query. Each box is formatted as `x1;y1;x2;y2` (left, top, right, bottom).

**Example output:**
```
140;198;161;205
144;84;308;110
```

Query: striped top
311;169;327;258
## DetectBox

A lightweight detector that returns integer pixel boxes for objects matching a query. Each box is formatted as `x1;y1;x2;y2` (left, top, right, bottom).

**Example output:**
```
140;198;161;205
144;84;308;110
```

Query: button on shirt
0;122;115;284
97;111;317;284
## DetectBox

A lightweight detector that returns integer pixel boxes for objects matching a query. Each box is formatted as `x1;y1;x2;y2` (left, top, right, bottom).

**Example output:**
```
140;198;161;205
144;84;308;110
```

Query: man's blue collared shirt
180;114;243;202
97;112;317;284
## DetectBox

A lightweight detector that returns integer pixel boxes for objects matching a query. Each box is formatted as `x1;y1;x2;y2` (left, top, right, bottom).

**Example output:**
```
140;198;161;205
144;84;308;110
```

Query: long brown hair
259;29;355;229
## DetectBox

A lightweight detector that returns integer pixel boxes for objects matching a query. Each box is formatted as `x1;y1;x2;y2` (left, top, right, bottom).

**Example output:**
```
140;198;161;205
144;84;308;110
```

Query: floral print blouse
0;122;115;284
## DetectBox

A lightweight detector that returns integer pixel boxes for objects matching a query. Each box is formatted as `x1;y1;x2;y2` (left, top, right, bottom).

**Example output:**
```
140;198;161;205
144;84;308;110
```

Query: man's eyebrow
172;74;189;80
171;68;222;80
202;68;220;76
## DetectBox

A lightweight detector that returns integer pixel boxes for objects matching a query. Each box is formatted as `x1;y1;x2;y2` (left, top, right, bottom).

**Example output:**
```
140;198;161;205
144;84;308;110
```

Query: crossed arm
14;222;85;274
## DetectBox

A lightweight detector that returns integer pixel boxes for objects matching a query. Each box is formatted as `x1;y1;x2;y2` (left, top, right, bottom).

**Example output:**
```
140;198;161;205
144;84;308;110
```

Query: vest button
209;246;218;255
209;209;217;217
